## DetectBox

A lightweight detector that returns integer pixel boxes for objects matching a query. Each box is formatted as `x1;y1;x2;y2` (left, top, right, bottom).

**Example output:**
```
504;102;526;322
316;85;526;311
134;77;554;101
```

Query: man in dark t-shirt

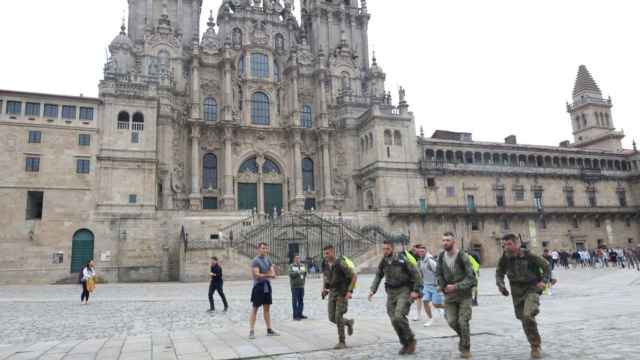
207;257;228;312
249;242;279;339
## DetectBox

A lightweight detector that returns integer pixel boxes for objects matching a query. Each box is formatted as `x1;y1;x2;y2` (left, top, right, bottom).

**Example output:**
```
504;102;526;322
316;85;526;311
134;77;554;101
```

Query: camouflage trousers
385;287;415;346
445;297;472;352
328;292;350;342
512;288;541;347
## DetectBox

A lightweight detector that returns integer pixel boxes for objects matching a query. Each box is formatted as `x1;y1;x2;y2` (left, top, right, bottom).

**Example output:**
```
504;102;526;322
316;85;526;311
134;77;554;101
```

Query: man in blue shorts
249;242;279;339
419;246;444;327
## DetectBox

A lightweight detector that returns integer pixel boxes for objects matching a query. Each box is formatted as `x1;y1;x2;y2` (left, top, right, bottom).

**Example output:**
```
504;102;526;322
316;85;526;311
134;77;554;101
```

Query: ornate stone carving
250;21;270;46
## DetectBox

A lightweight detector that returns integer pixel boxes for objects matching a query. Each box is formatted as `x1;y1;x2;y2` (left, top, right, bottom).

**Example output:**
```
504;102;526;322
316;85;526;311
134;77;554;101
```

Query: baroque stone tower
567;65;624;152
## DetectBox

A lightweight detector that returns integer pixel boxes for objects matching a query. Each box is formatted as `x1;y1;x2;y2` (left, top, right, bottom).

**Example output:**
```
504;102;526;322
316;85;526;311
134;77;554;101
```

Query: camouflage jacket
435;250;477;303
496;251;551;294
370;252;423;294
323;257;355;295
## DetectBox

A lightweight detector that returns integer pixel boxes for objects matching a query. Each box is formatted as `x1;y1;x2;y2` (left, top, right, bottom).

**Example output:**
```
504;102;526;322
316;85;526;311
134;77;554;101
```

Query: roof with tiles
573;65;602;97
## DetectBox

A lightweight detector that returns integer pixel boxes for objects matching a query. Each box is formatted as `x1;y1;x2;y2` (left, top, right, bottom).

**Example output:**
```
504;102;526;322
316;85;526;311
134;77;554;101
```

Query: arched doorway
237;156;284;216
71;229;94;273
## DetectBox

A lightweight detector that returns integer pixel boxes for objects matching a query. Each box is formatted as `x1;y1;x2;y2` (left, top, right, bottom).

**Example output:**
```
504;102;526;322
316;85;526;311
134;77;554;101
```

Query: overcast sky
1;0;639;148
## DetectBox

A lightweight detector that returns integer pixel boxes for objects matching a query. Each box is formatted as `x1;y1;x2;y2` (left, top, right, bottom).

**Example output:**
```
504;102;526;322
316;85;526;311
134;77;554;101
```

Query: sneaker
398;345;407;355
300;315;308;319
412;314;420;321
223;307;229;313
249;330;255;340
207;308;215;313
333;342;347;350
346;319;354;336
472;299;478;307
267;329;280;336
423;318;433;327
460;351;471;358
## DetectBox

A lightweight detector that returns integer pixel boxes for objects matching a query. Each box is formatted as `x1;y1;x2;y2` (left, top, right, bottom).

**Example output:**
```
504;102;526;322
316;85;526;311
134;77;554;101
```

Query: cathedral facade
1;0;639;284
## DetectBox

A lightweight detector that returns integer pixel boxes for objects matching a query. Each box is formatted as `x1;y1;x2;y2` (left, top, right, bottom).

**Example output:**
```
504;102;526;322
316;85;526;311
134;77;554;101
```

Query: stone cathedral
1;0;639;284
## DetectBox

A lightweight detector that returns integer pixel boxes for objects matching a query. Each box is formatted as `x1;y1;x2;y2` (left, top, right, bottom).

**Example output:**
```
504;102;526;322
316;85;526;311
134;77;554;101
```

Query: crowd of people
539;247;640;271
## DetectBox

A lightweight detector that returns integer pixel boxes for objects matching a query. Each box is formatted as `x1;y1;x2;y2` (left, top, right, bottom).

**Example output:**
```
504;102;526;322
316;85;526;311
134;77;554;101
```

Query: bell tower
127;0;203;48
567;65;624;152
301;0;370;70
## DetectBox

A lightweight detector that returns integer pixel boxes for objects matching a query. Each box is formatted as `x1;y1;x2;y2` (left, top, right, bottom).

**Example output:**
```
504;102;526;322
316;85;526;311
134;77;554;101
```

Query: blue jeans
291;287;305;318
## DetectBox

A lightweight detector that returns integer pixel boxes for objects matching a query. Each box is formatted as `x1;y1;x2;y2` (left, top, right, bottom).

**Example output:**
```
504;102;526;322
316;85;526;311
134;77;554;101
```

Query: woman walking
80;260;96;305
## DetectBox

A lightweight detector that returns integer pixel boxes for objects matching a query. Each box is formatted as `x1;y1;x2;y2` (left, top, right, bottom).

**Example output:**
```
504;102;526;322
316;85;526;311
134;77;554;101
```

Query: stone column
291;71;300;125
318;71;329;128
222;127;235;209
320;131;334;209
189;124;201;209
223;60;233;122
292;130;304;209
177;0;183;33
190;50;201;120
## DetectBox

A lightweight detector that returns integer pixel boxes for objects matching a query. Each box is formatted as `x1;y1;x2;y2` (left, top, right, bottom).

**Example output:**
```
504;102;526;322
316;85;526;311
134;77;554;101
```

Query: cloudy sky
1;0;639;148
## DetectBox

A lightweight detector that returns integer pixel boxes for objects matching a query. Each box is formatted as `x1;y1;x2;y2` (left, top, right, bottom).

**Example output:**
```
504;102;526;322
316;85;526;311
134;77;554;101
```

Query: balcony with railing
387;204;639;216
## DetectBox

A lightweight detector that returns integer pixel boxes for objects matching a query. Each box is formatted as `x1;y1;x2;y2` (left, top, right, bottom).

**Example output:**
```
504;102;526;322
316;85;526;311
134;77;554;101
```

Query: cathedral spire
120;16;126;35
573;65;602;98
207;10;215;29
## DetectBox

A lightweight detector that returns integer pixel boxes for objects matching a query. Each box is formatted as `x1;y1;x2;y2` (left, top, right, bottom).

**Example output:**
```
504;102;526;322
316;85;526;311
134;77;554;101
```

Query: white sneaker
423;318;433;327
412;314;420;321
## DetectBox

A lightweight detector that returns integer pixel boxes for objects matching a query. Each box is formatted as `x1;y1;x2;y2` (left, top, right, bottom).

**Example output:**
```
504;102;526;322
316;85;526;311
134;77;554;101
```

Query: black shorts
251;282;273;307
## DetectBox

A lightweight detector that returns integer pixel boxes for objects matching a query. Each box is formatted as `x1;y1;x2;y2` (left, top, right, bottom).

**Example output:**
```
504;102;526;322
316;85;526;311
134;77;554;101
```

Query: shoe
405;339;416;355
412;314;420;321
460;351;471;358
472;299;478;307
267;329;280;336
293;317;301;321
223;307;229;312
423;318;433;327
531;346;542;359
333;342;347;350
398;345;407;355
207;308;215;313
346;319;354;336
249;330;255;340
300;315;308;319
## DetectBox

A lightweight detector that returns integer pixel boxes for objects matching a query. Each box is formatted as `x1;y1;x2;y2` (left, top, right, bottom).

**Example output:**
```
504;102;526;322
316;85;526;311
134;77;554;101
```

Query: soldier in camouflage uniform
321;245;356;349
496;234;550;359
368;240;423;355
435;232;477;359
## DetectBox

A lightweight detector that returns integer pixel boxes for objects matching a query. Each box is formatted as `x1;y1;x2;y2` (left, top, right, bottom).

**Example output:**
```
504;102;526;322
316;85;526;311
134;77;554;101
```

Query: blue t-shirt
251;256;273;284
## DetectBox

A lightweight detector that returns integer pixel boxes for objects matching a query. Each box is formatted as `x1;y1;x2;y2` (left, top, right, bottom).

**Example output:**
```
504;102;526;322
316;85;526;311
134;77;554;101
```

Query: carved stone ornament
251;21;270;46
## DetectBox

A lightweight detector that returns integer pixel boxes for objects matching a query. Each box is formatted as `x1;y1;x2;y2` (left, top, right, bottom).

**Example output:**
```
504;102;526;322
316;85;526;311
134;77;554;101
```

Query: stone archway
237;155;285;215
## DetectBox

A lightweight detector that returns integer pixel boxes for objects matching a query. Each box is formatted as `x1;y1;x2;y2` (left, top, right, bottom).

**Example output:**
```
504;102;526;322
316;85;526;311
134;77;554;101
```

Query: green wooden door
71;229;94;273
238;183;258;210
264;183;283;216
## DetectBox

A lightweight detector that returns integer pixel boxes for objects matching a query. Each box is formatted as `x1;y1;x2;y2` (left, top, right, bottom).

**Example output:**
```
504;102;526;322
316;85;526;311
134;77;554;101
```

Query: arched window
275;33;285;52
341;72;350;91
302;158;314;191
262;159;281;174
251;92;270;125
301;105;312;128
273;61;280;82
384;130;392;145
393;130;402;145
132;112;144;131
238;54;245;76
232;28;242;48
117;111;130;129
251;53;269;79
240;157;258;173
368;133;373;148
203;153;218;190
158;50;170;72
203;97;218;122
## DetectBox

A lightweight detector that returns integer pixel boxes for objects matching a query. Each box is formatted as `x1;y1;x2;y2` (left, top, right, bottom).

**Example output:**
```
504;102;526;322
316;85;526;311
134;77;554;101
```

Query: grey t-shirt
420;255;438;286
251;256;273;284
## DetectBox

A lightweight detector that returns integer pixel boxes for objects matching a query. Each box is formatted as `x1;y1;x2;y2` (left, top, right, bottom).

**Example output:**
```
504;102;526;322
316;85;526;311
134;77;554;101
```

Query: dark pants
208;281;228;310
291;287;305;318
81;282;90;302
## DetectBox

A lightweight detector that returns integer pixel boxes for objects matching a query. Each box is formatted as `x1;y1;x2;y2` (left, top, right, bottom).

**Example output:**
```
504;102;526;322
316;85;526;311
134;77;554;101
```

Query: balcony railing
387;205;638;216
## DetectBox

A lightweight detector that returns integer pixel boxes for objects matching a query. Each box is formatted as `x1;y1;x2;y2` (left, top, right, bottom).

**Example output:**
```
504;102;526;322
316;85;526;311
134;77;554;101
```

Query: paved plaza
0;267;638;360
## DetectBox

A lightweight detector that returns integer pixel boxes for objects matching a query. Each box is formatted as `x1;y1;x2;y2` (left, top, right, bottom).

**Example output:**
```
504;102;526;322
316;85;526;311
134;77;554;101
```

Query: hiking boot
405;339;417;355
248;330;255;340
333;342;347;350
531;346;542;359
267;329;280;336
346;319;354;336
460;351;472;358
